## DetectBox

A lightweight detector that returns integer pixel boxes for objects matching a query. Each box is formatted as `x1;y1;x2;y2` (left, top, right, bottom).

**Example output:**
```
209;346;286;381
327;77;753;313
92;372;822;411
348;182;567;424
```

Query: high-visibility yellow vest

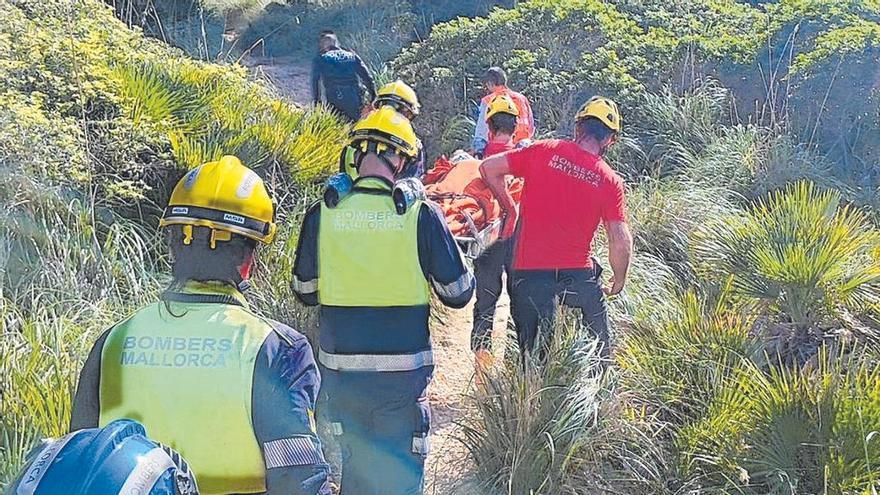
99;284;272;494
318;179;430;307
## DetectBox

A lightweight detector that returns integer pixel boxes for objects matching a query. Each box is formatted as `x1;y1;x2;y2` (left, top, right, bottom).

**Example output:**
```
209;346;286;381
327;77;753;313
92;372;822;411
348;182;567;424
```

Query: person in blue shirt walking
311;31;376;122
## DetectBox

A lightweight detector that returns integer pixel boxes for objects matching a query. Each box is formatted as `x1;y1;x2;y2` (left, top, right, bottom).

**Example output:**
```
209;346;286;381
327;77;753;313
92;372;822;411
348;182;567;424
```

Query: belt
318;349;435;372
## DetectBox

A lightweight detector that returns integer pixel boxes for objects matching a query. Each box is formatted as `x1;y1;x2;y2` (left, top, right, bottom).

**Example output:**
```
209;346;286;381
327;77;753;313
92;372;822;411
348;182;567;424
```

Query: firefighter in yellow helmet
480;96;632;358
293;107;474;494
71;156;331;495
341;79;427;180
470;93;527;383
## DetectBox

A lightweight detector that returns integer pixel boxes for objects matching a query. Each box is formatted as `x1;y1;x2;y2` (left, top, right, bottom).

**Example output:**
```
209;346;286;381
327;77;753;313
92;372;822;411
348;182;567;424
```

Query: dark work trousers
318;366;432;495
326;89;363;123
509;264;610;357
471;238;513;351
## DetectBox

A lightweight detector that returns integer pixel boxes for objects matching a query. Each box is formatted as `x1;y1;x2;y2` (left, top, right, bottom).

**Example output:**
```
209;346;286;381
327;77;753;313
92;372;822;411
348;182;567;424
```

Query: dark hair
576;117;616;142
488;113;517;136
167;226;256;284
318;32;338;47
482;67;507;86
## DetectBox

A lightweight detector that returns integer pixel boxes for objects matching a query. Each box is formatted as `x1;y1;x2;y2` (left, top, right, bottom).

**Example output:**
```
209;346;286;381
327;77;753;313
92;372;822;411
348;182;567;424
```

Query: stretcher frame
453;212;501;260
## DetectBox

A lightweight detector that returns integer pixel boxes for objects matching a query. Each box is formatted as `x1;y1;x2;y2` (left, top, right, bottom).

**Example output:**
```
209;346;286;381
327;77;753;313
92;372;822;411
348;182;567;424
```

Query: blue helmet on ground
8;419;198;495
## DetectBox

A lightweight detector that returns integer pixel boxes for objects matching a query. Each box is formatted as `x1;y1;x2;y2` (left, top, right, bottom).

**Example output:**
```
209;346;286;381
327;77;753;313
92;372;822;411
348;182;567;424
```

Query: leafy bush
239;0;507;64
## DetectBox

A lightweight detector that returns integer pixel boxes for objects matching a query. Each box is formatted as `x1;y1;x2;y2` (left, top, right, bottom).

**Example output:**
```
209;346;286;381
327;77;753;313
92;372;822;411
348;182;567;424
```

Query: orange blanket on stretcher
424;156;523;237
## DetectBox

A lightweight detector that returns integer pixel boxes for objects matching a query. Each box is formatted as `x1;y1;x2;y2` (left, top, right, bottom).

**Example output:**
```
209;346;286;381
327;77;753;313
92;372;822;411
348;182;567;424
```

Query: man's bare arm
604;221;633;296
479;155;518;238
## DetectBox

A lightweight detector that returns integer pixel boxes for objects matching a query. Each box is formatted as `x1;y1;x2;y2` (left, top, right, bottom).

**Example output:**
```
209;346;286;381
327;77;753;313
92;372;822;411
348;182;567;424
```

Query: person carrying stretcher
423;94;526;379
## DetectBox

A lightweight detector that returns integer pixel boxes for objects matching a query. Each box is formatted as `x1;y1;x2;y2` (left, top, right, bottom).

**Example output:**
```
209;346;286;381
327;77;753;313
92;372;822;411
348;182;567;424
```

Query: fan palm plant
694;181;880;363
616;286;759;428
115;61;347;176
679;347;880;494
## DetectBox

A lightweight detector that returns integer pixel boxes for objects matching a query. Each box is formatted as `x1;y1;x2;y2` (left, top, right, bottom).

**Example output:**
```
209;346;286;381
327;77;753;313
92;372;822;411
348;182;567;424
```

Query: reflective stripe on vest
318;348;435;372
99;300;273;495
318;183;430;307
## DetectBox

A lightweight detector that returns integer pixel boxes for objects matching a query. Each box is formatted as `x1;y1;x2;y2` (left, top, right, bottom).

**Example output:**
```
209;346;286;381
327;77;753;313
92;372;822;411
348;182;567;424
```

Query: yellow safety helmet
160;155;277;247
485;93;520;121
575;96;622;133
374;80;420;117
349;106;419;160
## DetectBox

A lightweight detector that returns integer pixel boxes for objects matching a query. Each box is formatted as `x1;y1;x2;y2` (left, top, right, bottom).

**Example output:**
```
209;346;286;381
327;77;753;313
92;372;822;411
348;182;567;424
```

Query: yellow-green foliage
678;349;880;494
0;0;346;487
1;0;347;204
694;182;880;331
394;0;766;154
395;0;880;162
114;62;348;180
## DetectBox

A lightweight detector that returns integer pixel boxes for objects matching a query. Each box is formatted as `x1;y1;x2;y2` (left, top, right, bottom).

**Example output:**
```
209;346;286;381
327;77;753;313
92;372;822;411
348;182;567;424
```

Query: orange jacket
474;87;535;153
425;156;523;237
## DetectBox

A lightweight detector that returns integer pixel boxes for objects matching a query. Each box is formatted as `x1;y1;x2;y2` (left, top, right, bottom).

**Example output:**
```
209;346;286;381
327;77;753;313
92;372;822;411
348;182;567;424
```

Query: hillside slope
0;0;347;485
395;0;880;188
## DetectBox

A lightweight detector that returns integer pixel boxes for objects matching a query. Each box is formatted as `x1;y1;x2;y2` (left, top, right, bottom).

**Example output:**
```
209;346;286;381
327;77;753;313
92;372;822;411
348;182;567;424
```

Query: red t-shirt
505;139;627;270
483;139;515;158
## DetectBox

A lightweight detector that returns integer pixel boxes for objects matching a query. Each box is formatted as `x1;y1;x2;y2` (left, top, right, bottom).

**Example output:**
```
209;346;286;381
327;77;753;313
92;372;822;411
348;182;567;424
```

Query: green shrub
694;181;880;362
679;348;880;494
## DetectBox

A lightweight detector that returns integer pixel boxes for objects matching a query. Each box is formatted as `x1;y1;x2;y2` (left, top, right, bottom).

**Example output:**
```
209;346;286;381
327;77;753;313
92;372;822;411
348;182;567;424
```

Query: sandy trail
425;294;510;494
244;55;314;105
247;56;508;493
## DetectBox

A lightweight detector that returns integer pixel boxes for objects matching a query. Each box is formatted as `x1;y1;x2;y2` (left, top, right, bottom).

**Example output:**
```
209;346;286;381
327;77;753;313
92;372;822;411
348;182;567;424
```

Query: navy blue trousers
318;366;432;495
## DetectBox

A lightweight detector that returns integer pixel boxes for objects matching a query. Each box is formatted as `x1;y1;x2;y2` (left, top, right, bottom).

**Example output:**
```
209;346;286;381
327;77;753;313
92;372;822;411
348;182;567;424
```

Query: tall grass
459;315;610;495
624;178;741;285
0;171;164;489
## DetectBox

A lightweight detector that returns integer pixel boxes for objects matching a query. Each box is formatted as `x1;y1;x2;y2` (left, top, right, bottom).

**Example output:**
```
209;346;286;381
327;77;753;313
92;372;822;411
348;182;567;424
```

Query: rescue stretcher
423;151;519;259
453;215;501;259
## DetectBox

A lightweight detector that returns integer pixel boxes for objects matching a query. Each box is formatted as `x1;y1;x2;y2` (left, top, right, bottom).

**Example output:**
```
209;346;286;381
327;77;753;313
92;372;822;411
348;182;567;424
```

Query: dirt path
426;294;510;494
244;55;314;105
